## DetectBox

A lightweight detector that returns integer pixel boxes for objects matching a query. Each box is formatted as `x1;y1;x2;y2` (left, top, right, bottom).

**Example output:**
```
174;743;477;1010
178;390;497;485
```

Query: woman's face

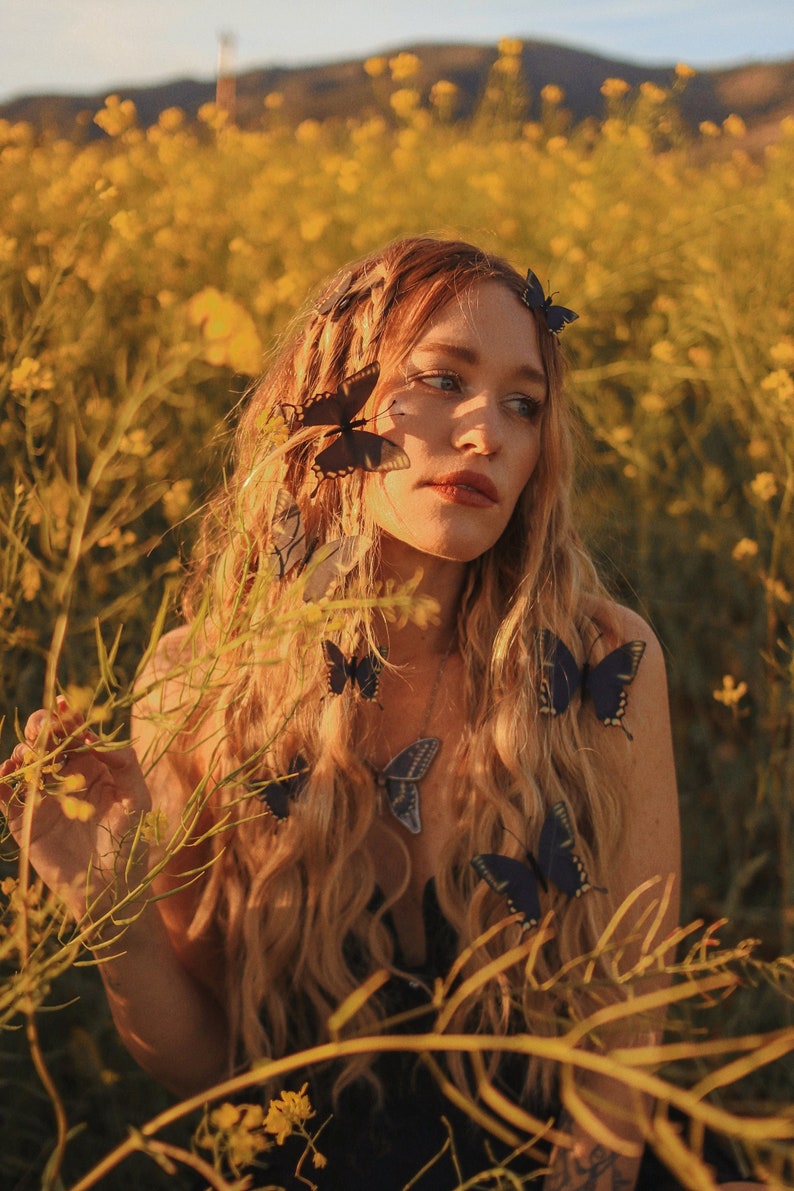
364;281;548;567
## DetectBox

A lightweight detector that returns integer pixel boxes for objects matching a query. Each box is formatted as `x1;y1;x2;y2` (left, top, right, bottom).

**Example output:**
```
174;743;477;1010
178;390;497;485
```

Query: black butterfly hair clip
471;800;601;931
322;640;388;703
521;268;579;335
252;756;308;822
269;488;371;602
288;363;410;495
537;629;646;739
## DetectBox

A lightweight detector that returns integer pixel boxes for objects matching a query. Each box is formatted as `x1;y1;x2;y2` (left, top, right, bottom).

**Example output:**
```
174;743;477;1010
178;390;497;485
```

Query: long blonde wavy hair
180;236;630;1106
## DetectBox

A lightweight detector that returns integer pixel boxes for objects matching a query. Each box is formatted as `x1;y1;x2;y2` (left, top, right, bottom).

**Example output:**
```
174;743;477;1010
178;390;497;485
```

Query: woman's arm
0;634;232;1098
544;608;681;1190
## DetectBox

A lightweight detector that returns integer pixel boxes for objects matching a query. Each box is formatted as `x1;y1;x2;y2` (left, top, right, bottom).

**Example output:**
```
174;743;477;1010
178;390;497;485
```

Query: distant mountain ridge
3;40;793;148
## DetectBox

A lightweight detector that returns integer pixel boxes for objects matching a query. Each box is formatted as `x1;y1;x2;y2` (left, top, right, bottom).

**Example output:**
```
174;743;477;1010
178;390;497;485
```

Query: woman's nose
450;398;502;456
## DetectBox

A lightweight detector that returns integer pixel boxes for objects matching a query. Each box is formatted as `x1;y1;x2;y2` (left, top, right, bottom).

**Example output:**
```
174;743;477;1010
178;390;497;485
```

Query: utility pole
216;31;237;121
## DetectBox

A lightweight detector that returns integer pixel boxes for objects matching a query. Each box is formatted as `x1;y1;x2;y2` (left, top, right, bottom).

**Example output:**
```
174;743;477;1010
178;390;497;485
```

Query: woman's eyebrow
412;340;547;388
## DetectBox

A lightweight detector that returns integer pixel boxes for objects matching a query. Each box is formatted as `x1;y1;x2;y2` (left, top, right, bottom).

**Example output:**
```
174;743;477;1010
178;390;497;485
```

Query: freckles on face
363;281;548;566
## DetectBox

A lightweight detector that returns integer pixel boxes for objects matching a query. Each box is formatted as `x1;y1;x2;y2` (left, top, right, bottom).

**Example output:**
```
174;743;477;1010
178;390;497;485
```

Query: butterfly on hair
521;269;579;335
537;629;646;739
269;488;371;602
471;800;601;931
251;756;308;822
370;736;440;834
285;363;410;495
322;640;388;703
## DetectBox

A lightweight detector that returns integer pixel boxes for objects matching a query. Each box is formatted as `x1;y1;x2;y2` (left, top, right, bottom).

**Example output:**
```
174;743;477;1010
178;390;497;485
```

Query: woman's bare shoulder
132;625;225;804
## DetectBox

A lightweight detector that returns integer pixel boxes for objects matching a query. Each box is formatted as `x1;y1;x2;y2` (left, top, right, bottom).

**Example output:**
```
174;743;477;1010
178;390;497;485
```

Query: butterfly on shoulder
269;488;371;601
251;757;308;822
371;736;440;834
322;640;388;702
471;800;600;931
288;363;410;493
521;268;579;335
537;629;646;739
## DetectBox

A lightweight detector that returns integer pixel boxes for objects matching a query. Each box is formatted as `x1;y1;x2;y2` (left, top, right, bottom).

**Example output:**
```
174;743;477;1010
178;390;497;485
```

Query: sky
1;0;792;105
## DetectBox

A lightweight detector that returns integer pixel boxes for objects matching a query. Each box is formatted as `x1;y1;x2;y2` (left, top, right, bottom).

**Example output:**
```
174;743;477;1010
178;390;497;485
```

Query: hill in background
3;40;793;148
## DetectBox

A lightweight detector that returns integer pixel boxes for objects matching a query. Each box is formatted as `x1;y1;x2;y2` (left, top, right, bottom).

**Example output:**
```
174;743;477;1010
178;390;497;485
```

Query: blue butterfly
322;640;387;702
371;736;440;834
471;801;597;931
537;629;646;739
521;269;579;334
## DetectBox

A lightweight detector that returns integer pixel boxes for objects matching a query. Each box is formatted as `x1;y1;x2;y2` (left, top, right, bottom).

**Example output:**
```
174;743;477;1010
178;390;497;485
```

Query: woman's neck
374;543;467;665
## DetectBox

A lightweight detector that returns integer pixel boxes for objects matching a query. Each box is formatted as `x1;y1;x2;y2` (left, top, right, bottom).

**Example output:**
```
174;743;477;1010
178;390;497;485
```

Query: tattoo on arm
545;1128;636;1191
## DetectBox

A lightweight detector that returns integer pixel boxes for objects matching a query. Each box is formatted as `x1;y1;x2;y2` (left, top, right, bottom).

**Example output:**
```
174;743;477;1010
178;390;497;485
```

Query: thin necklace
371;635;455;834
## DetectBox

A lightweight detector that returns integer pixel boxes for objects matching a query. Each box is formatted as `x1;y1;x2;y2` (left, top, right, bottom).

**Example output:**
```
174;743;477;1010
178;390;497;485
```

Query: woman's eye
421;371;460;393
508;395;545;421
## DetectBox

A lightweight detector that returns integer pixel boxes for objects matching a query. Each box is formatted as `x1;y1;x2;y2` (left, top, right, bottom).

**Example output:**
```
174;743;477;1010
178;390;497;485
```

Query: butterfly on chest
285;363;410;495
471;800;602;931
322;640;388;703
537;629;646;739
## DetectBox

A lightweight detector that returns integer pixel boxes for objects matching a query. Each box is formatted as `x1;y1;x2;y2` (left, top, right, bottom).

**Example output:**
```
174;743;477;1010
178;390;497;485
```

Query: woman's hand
0;697;154;928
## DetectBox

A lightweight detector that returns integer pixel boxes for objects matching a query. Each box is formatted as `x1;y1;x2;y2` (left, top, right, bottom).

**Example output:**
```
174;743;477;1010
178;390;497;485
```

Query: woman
1;238;756;1189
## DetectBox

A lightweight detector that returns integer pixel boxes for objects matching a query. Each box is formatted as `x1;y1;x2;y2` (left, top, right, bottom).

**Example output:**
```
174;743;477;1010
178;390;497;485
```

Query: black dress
254;882;752;1190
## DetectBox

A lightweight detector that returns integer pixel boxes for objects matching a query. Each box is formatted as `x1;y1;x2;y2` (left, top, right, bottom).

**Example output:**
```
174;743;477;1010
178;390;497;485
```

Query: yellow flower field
1;45;793;1188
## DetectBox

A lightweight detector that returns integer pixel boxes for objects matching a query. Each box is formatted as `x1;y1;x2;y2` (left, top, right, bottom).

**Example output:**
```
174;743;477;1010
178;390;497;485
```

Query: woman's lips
426;471;499;508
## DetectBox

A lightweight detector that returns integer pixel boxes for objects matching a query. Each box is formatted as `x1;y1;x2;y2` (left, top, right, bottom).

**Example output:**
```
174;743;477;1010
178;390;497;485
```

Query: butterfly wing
270;489;307;577
534;801;591;899
255;759;308;822
298;363;381;431
301;534;372;602
322;640;352;695
545;304;579;333
312;430;410;482
537;629;583;716
585;640;646;730
379;736;440;834
351;647;387;701
522;268;547;310
471;854;542;931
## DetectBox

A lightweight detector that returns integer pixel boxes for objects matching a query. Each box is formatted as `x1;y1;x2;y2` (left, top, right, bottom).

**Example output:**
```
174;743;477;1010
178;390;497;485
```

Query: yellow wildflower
732;538;759;561
770;340;794;367
723;113;746;138
390;88;420;120
364;55;387;78
93;95;137;136
541;84;565;105
640;82;667;104
601;78;631;99
699;120;721;137
389;52;420;82
264;1082;315;1145
675;63;696;79
188;287;263;375
10;357;55;396
264;91;284;110
498;37;523;57
313;1150;328;1168
210;1102;241;1131
749;472;778;502
713;675;748;707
